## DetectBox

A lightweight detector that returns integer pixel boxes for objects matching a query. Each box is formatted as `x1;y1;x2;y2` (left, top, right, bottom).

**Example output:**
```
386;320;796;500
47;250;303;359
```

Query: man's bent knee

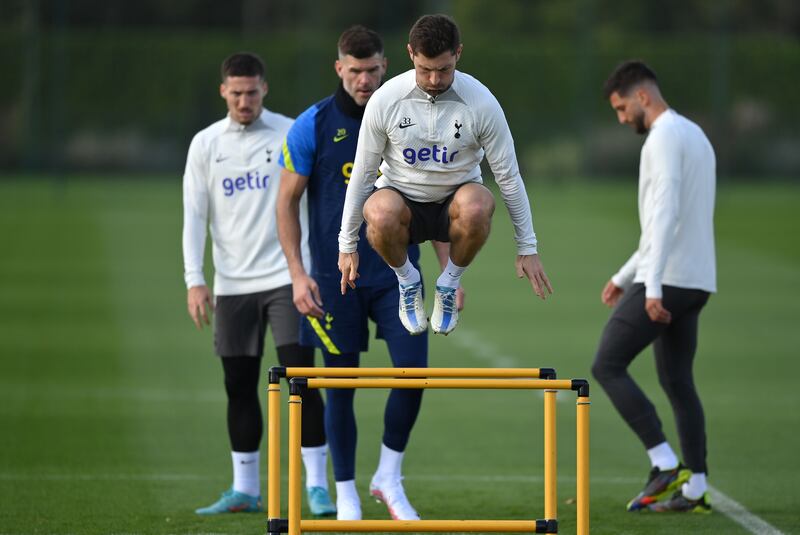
591;355;625;384
454;201;493;227
450;184;495;225
364;189;410;231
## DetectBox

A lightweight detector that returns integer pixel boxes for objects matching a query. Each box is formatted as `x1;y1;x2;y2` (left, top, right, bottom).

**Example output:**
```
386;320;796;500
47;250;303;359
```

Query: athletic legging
323;339;427;481
222;344;326;452
591;284;710;474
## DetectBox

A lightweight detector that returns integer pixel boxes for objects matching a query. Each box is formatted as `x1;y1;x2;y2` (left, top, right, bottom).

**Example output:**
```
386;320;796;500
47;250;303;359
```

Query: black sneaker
626;465;691;511
649;490;712;513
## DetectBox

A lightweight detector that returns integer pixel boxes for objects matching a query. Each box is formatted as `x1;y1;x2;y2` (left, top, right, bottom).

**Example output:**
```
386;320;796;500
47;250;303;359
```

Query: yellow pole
285;367;552;378
267;382;281;519
288;393;302;535
543;390;557;528
301;519;547;532
577;395;590;535
305;378;574;390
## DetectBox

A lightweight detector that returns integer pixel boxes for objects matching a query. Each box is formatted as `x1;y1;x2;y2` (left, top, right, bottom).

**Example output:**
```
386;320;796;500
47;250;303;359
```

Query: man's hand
338;252;360;295
292;273;324;318
187;285;214;330
515;254;553;300
601;280;624;307
645;298;672;324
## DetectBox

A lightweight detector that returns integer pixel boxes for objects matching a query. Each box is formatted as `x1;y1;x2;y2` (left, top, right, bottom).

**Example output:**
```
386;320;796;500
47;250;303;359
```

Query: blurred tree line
1;0;798;179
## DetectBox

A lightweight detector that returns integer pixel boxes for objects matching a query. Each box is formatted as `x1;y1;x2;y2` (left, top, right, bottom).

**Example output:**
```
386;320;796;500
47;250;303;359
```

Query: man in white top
592;60;716;514
338;14;552;336
182;52;335;516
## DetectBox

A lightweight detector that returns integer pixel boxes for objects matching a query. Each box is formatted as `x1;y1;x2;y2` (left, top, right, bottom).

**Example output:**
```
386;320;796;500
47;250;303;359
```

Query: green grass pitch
0;176;798;534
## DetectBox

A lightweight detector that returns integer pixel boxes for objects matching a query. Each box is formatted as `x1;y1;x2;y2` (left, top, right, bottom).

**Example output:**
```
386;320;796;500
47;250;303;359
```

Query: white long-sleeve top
182;109;309;296
338;69;538;255
612;109;717;299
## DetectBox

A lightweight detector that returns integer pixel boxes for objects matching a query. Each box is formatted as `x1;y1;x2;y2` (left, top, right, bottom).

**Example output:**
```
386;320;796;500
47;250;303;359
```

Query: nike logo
240;459;256;464
333;128;348;143
398;123;416;129
215;155;229;163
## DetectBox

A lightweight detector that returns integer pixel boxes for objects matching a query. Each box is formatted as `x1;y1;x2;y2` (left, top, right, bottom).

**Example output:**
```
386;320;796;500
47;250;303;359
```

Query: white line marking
0;472;637;484
1;475;784;531
449;332;785;534
0;385;223;403
709;485;786;535
409;473;639;484
0;473;215;481
445;327;569;402
448;328;519;368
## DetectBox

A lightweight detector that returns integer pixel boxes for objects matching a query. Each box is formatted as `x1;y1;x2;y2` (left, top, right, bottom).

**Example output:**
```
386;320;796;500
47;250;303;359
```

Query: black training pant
222;344;326;452
591;283;710;474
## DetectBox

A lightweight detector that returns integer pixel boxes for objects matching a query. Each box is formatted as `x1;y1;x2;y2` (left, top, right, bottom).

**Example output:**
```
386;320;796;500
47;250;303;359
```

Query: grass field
0;176;798;534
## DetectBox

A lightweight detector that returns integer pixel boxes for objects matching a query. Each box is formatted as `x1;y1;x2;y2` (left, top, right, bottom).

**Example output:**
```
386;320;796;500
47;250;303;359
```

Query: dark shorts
299;282;429;357
374;186;461;244
214;284;301;357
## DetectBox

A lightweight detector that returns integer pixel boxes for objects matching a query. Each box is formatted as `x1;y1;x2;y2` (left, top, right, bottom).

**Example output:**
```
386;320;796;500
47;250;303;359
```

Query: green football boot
627;465;691;511
195;488;262;515
649;490;712;513
307;486;336;516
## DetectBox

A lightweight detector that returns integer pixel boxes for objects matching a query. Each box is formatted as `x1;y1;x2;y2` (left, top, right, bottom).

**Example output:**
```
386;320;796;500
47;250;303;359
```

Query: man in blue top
277;25;459;522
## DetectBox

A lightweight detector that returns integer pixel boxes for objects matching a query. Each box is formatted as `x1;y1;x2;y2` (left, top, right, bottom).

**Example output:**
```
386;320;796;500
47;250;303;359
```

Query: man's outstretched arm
277;168;324;318
182;134;215;328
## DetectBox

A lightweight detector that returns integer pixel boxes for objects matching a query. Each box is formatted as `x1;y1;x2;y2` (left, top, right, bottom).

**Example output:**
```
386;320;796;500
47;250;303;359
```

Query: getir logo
222;171;269;197
402;145;459;165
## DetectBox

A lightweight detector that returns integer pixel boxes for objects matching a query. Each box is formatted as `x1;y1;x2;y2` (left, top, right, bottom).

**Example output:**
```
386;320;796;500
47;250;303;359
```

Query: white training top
339;69;538;255
612;109;717;299
182;108;309;296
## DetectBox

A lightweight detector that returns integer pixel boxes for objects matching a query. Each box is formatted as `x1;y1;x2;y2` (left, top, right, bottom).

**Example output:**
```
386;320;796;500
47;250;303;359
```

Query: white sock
301;444;329;490
682;473;707;500
391;257;421;286
436;258;466;289
646;442;679;471
335;479;360;505
232;451;260;497
373;443;404;482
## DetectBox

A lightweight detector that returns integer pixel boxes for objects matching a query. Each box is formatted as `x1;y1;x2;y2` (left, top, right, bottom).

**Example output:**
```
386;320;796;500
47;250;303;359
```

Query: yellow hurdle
305;378;574;390
266;367;589;535
287;393;302;535
544;389;557;534
577;396;591;535
284;367;555;378
267;383;281;519
302;519;555;532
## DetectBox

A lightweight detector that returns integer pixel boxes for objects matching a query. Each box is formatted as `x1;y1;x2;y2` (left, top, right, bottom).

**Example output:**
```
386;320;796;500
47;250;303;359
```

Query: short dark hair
603;60;658;99
338;25;383;59
221;52;265;82
408;14;461;57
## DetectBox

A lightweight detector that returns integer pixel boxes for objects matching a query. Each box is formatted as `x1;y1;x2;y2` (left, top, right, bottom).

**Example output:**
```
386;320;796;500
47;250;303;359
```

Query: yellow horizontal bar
285;367;549;378
301;519;544;532
305;378;574;390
